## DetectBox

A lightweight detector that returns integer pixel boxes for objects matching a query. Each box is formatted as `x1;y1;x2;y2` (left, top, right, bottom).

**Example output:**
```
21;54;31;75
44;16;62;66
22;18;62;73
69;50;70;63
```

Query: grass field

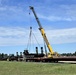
0;61;76;75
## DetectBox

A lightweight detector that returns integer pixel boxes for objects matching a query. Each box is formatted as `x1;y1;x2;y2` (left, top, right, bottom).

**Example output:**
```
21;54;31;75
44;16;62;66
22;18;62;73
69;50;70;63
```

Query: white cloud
0;5;29;22
0;27;76;46
38;14;73;21
36;4;76;21
60;5;76;19
46;28;76;44
0;27;27;37
0;0;76;22
0;27;29;46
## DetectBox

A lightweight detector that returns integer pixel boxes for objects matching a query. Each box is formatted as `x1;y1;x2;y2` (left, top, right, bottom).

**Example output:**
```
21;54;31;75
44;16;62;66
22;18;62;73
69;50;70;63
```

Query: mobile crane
29;6;58;58
23;6;76;62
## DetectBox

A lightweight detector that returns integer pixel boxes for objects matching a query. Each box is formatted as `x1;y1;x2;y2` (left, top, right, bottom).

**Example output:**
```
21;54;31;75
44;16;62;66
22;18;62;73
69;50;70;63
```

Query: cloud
0;27;29;46
46;28;76;44
0;27;76;46
60;5;76;18
0;1;76;46
35;4;76;21
0;5;29;23
0;0;76;22
0;0;29;21
38;14;73;21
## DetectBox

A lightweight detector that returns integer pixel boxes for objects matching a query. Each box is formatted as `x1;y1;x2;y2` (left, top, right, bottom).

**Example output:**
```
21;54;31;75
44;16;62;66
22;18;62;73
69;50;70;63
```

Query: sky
0;0;76;55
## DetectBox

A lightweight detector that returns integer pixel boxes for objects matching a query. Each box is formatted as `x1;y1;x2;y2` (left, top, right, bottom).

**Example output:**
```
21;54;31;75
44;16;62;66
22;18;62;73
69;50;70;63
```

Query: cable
26;8;41;52
32;32;41;50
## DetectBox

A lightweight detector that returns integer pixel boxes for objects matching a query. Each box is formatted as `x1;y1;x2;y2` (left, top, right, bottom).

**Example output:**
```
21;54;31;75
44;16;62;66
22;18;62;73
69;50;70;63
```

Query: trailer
25;56;76;62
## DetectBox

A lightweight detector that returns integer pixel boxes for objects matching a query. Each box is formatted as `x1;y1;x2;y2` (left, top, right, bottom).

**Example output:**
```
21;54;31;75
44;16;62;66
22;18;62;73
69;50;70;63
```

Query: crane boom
29;6;54;55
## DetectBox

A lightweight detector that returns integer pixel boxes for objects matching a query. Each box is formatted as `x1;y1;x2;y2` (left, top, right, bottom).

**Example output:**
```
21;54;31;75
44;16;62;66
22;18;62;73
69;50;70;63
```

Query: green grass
0;61;76;75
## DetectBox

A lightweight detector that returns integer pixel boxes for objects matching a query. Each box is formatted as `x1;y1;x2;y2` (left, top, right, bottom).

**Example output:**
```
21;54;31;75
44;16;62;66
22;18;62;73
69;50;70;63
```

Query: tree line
0;51;76;61
61;51;76;56
0;52;23;61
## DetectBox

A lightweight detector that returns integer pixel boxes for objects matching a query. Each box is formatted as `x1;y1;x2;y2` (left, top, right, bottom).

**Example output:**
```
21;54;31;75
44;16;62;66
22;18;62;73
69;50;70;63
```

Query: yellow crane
29;6;58;57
